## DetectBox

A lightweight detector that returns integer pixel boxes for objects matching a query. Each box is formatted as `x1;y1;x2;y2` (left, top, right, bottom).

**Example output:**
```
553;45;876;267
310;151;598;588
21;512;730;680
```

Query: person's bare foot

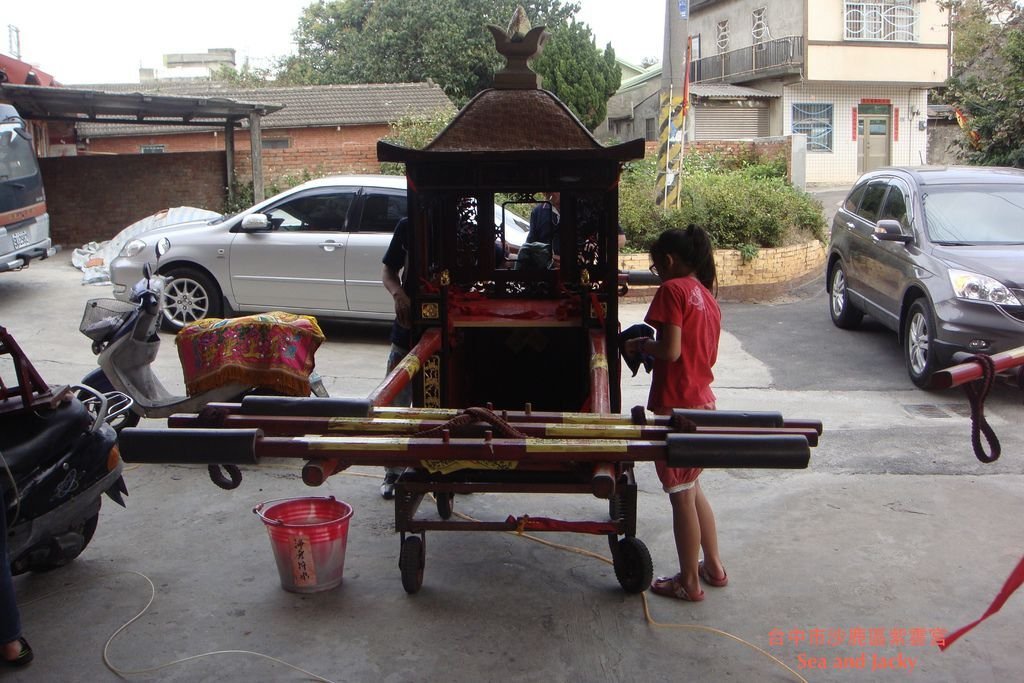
2;640;21;660
1;637;32;667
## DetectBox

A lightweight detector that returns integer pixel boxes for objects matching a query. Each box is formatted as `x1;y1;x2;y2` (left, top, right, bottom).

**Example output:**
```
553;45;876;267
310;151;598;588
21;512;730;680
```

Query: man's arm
382;264;412;328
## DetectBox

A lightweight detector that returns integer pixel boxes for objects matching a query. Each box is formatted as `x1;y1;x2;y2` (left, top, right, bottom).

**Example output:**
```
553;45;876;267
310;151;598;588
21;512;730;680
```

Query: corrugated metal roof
74;81;454;137
691;83;776;99
617;64;776;100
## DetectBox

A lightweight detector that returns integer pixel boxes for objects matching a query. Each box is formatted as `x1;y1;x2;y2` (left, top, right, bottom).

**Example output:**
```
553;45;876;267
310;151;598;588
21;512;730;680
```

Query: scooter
0;326;126;575
79;239;327;431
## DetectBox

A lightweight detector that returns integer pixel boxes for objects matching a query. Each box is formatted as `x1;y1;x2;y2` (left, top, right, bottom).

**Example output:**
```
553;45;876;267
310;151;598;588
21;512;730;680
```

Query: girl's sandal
698;561;729;588
650;574;705;602
1;637;33;668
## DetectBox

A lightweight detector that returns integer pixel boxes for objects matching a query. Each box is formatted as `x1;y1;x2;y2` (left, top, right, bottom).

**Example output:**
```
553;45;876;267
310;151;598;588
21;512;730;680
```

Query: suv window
879;183;911;230
266;190;356;232
844;183;868;213
856;181;888;222
358;192;407;233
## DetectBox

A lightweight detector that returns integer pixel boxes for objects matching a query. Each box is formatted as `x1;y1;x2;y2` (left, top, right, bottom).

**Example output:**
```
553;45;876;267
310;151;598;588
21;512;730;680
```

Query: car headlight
119;239;147;258
948;269;1022;305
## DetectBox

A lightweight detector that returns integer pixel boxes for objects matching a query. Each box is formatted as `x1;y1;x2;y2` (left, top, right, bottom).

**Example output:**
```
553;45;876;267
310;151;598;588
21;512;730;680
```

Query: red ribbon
940;555;1024;650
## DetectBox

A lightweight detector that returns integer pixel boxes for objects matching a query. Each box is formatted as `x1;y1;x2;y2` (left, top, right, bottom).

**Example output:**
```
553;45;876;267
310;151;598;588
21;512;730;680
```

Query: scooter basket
80;298;137;342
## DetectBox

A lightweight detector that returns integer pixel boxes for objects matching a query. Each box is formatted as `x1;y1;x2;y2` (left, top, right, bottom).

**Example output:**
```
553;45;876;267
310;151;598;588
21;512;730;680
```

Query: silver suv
109;175;529;329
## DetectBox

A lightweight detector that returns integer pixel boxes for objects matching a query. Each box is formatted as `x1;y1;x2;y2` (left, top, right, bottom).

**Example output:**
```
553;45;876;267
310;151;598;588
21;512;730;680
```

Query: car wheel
904;298;937;389
829;261;863;329
160;267;223;331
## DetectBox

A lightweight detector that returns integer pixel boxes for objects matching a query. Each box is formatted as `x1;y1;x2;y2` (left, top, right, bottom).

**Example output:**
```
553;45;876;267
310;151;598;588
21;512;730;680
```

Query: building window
717;20;730;52
140;144;165;154
752;7;770;45
844;1;918;42
792;103;834;152
262;137;291;149
691;34;701;60
645;117;656;142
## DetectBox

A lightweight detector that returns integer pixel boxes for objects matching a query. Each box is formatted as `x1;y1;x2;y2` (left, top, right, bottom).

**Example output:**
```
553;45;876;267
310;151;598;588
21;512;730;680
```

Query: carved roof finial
487;5;548;89
506;5;532;40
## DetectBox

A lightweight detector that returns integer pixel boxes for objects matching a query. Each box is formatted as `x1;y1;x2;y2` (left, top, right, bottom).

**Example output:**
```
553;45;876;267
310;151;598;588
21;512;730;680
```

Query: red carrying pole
931;346;1024;389
366;328;442;407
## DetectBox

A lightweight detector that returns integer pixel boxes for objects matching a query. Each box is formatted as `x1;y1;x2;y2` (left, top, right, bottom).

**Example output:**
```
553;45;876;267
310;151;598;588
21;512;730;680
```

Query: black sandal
1;637;32;667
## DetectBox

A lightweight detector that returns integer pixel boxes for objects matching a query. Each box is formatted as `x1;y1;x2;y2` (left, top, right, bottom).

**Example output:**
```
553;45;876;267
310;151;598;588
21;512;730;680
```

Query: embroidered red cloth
175;312;324;397
505;515;617;535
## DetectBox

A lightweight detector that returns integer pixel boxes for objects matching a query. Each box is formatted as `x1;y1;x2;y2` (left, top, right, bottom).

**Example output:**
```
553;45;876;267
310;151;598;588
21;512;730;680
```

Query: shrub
380;108;457;175
618;157;825;254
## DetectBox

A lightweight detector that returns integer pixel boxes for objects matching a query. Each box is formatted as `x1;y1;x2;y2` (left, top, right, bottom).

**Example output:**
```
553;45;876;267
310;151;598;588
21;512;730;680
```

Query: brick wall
83;124;390;186
39;152;226;247
618;239;825;302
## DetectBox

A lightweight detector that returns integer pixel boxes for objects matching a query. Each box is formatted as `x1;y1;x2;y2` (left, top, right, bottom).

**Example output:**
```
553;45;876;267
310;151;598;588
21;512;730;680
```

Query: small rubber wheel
829;261;863;329
399;535;425;594
613;537;653;594
436;492;454;520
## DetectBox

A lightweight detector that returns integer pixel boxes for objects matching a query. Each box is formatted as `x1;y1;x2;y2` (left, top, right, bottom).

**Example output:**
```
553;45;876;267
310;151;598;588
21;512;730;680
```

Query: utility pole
656;1;689;208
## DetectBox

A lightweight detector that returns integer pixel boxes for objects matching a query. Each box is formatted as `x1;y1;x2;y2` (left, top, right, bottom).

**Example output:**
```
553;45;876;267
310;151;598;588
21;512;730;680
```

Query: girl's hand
625;336;652;358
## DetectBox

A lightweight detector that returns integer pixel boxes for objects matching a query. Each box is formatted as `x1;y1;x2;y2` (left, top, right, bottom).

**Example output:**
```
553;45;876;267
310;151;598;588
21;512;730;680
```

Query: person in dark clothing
526;192;627;262
526;192;561;257
0;501;32;667
379;217;413;499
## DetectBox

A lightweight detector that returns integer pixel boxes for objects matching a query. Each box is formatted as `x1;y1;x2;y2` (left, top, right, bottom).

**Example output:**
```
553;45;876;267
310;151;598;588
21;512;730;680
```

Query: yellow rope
433;493;808;683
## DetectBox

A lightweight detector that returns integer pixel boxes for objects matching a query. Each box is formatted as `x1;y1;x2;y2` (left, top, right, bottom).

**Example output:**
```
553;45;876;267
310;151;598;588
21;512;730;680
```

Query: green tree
379;108;458;174
942;1;1024;165
212;63;273;87
532;20;620;129
278;0;619;128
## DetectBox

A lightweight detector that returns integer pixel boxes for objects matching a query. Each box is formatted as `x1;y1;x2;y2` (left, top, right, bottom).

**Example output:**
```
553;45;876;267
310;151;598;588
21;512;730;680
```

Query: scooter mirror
156;237;170;259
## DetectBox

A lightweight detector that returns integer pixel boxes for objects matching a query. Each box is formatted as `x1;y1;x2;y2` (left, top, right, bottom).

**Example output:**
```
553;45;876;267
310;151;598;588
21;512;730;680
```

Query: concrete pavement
1;257;1022;682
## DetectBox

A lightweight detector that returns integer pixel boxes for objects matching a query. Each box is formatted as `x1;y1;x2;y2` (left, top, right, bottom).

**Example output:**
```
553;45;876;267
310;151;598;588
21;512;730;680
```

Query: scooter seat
0;398;92;475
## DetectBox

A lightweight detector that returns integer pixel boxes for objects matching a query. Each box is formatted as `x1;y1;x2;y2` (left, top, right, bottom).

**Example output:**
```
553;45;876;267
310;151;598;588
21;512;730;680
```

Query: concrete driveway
1;257;1022;683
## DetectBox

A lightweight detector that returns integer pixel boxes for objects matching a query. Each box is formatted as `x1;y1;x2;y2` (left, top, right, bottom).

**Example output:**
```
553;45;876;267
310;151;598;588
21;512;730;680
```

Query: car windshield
923;184;1024;245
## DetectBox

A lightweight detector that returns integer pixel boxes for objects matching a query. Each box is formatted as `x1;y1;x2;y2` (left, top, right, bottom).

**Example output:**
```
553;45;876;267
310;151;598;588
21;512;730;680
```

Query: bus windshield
0;125;40;183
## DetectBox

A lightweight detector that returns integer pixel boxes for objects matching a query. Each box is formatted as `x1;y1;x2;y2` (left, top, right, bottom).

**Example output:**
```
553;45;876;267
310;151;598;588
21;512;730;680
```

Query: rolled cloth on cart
176;312;324;397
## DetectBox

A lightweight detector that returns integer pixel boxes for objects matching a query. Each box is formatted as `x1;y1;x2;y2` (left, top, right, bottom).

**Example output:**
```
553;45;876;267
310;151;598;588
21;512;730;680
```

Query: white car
109;175;530;329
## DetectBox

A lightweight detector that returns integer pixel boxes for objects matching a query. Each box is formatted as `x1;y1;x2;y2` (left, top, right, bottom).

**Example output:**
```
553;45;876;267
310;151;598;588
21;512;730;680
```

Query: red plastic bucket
253;496;353;593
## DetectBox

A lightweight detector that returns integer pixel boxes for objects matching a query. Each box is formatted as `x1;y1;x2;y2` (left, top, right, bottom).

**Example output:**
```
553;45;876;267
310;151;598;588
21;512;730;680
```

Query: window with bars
844;1;918;42
645;117;656;141
792;103;834;153
752;7;770;45
140;145;165;154
717;20;730;52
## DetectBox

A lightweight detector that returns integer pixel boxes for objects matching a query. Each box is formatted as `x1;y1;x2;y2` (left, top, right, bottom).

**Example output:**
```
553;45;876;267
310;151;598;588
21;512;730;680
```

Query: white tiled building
603;1;950;184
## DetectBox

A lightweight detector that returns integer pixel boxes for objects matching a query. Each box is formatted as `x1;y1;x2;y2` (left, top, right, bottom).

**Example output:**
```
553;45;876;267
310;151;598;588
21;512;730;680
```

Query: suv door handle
319;240;344;252
845;222;856;229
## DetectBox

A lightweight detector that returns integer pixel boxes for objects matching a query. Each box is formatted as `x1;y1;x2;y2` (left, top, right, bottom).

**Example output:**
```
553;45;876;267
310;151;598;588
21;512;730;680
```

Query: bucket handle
253;496;339;526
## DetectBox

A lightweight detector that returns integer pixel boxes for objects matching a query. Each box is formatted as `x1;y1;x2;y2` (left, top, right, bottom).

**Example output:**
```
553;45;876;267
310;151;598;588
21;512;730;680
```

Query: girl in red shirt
625;225;727;602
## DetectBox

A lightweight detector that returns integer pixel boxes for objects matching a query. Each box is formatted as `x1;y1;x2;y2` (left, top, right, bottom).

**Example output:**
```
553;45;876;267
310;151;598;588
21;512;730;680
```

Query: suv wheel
829;261;863;329
904;298;937;389
160;268;223;331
